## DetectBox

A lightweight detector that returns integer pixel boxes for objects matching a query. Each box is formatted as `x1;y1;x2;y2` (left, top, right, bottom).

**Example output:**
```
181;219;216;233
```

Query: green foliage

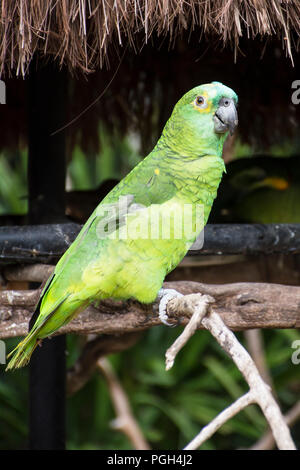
63;326;299;450
0;149;27;215
0;337;28;449
233;136;300;159
0;127;140;216
67;125;141;191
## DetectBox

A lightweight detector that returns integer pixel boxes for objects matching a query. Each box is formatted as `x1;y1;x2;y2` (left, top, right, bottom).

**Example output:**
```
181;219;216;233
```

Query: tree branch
165;294;214;370
203;311;296;450
2;264;298;449
1;280;300;339
244;329;274;390
67;332;142;395
97;358;151;450
250;401;300;450
163;294;296;450
184;392;255;450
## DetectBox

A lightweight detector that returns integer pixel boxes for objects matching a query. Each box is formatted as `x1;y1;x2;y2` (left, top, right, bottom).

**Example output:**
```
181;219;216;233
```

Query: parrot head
162;82;238;157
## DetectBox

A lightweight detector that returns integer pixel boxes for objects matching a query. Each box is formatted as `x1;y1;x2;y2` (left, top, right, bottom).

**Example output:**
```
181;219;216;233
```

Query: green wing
32;154;178;324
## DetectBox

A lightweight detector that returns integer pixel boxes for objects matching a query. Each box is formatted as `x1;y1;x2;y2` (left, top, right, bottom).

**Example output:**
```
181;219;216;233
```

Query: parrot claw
156;288;184;326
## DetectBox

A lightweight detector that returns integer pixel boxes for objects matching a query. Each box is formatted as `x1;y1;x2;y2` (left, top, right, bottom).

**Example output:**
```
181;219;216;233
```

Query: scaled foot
156;288;184;326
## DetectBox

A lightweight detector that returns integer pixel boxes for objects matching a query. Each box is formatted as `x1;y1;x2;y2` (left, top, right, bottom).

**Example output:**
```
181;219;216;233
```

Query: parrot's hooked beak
213;97;238;136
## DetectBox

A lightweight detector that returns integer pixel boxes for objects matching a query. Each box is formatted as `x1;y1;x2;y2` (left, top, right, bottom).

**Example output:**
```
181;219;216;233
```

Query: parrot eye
195;95;207;108
219;97;232;107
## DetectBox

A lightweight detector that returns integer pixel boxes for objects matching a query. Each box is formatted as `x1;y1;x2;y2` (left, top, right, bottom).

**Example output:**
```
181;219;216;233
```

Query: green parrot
7;82;238;369
211;155;300;223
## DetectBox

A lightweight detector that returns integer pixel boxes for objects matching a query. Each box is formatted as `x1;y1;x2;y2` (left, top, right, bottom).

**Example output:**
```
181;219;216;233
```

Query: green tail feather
6;298;46;370
6;332;39;370
6;290;71;370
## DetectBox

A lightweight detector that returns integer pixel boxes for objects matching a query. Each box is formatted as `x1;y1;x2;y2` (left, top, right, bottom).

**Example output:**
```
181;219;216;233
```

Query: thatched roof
1;0;300;76
1;1;300;157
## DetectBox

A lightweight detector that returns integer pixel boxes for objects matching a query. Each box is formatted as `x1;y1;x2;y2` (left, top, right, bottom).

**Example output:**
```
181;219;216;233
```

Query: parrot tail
6;329;40;370
6;292;78;370
5;273;73;370
5;292;51;370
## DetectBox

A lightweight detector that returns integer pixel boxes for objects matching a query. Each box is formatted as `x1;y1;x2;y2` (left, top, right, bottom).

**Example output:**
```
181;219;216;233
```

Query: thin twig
97;358;151;450
244;329;273;389
67;332;141;395
165;294;214;370
184;392;255;450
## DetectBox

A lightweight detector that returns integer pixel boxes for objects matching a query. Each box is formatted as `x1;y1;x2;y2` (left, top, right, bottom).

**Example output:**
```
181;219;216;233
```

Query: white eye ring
194;95;207;108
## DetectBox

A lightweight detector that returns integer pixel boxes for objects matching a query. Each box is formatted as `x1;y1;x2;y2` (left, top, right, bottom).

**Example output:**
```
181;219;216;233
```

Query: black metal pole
2;223;300;264
27;58;67;449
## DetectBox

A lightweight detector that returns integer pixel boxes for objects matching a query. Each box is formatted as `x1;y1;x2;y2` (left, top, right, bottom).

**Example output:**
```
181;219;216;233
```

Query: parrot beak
213;98;238;136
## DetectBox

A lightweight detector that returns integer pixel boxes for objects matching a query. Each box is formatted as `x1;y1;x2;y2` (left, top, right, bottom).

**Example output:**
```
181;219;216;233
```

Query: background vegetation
0;129;299;450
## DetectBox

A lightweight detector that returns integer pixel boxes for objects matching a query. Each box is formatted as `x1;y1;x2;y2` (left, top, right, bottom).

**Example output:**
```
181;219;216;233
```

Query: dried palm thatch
1;1;300;157
0;0;300;76
2;35;300;156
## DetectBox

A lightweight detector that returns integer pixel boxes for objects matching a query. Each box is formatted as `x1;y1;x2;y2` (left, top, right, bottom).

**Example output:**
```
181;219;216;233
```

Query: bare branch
163;294;296;450
244;329;274;389
97;358;151;450
1;266;298;449
1;280;300;339
251;401;300;450
203;311;296;450
184;392;255;450
165;294;214;370
67;332;142;395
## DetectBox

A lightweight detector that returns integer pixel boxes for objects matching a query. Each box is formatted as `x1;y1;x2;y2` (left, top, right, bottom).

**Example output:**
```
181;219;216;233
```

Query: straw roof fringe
0;0;299;76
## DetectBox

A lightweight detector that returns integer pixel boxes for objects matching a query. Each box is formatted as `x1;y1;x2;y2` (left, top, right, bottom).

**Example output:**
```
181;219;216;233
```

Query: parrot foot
156;288;184;326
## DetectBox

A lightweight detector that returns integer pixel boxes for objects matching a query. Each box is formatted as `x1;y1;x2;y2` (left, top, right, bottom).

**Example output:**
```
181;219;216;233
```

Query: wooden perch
0;280;300;339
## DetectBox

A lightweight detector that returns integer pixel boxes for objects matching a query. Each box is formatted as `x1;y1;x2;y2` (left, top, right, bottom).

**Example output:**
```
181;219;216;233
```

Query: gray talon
157;288;183;326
